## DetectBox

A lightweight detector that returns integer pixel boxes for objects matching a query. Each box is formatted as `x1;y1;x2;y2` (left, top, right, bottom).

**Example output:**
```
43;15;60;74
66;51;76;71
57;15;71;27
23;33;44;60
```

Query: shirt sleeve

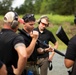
13;35;25;46
49;32;57;44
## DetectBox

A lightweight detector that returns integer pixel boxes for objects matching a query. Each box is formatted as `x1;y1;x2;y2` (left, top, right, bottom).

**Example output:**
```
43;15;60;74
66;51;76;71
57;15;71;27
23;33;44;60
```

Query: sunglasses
41;22;49;27
24;14;34;20
27;14;34;18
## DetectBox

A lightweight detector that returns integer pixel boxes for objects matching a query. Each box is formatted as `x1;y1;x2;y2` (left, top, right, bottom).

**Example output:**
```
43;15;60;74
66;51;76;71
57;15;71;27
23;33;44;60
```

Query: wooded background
0;0;76;15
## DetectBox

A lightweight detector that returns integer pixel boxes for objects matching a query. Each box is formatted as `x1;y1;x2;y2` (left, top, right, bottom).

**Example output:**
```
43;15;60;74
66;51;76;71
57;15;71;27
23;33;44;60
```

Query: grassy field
0;14;76;50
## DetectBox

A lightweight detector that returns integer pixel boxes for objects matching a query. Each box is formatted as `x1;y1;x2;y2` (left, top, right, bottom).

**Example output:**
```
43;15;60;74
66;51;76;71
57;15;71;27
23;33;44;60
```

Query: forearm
50;52;55;57
54;41;58;49
0;63;7;75
26;39;37;58
14;45;27;75
64;59;74;68
16;56;27;75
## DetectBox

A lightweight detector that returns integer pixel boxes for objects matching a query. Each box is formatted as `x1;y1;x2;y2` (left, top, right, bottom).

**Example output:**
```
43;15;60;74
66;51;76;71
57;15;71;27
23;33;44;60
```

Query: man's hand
12;65;20;75
0;64;7;75
45;47;54;52
30;31;39;41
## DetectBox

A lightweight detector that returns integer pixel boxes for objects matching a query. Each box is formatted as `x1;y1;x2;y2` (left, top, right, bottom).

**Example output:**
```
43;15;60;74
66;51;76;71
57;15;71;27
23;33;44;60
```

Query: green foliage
0;0;76;15
47;14;74;25
0;0;13;15
34;0;42;14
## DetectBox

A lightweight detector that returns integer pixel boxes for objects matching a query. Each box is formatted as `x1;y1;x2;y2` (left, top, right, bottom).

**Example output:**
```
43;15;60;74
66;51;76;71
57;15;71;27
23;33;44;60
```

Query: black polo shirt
65;35;76;61
34;27;57;58
65;35;76;75
0;29;25;74
19;29;39;61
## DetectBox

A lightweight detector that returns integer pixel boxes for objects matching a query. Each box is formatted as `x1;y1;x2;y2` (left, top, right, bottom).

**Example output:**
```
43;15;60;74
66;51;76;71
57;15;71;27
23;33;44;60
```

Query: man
35;15;58;75
64;35;76;75
0;11;27;75
0;61;7;75
18;14;53;75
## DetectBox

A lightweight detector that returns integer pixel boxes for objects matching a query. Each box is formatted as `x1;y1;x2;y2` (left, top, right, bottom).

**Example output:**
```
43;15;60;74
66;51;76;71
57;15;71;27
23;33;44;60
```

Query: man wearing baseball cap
0;11;27;75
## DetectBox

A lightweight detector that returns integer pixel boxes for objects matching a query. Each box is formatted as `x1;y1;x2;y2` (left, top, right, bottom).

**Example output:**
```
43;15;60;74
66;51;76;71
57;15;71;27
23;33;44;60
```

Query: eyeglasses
41;22;49;27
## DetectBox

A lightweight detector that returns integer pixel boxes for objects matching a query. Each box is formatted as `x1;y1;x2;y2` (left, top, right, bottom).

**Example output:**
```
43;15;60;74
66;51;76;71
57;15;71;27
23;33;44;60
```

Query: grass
35;14;74;25
0;15;4;21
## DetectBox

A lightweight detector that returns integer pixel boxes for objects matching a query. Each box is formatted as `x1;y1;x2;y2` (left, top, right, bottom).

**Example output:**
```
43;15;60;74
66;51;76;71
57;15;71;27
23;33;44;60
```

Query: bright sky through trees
12;0;24;8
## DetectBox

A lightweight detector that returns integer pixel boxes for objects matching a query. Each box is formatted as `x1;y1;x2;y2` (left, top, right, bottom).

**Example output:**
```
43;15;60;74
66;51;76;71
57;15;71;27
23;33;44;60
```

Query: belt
38;57;48;59
27;61;37;65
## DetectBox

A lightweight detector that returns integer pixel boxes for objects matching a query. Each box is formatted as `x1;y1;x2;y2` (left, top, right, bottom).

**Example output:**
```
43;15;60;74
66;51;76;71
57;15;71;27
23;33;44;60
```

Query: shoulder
14;34;24;40
69;35;76;45
13;34;25;45
45;29;53;35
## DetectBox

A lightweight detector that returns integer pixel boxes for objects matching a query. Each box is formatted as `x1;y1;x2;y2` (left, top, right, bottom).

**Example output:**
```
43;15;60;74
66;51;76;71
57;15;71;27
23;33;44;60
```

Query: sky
12;0;25;8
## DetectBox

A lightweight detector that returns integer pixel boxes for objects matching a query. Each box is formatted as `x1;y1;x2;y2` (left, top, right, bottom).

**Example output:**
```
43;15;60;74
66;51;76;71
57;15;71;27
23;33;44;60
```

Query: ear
38;20;41;24
11;20;19;29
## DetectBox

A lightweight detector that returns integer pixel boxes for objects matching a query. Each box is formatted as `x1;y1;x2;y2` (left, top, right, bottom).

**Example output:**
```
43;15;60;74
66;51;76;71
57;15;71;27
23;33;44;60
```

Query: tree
50;0;75;15
34;0;42;14
14;0;76;15
0;0;13;15
15;0;35;14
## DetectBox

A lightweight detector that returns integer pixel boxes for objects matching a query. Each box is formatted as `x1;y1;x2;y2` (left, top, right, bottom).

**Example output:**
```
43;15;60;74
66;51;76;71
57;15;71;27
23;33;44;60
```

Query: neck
38;27;44;33
23;28;31;34
3;24;11;29
3;24;17;32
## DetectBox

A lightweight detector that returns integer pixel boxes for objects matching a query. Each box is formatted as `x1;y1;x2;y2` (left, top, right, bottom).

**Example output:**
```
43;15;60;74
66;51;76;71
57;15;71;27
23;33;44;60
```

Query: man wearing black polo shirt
35;15;58;75
18;14;53;75
0;11;27;75
18;14;39;75
64;35;76;75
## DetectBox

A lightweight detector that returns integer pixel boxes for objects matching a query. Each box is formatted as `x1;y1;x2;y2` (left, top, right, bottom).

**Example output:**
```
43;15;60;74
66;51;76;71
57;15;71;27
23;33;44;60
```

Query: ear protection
38;19;41;24
11;12;19;29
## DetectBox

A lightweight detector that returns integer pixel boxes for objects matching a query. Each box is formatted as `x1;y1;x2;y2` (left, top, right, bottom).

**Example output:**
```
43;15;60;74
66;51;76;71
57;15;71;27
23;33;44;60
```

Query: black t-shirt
19;29;39;61
71;59;76;75
65;35;76;75
0;60;3;69
34;27;57;58
0;29;25;74
65;35;76;61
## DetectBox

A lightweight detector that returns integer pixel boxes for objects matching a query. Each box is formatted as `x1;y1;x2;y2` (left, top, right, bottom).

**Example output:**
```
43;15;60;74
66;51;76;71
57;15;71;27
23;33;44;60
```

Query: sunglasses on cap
23;14;34;21
27;14;34;18
41;22;49;27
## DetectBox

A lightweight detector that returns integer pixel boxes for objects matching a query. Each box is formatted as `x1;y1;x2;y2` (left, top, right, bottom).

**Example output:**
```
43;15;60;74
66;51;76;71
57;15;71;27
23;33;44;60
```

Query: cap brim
18;18;24;24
